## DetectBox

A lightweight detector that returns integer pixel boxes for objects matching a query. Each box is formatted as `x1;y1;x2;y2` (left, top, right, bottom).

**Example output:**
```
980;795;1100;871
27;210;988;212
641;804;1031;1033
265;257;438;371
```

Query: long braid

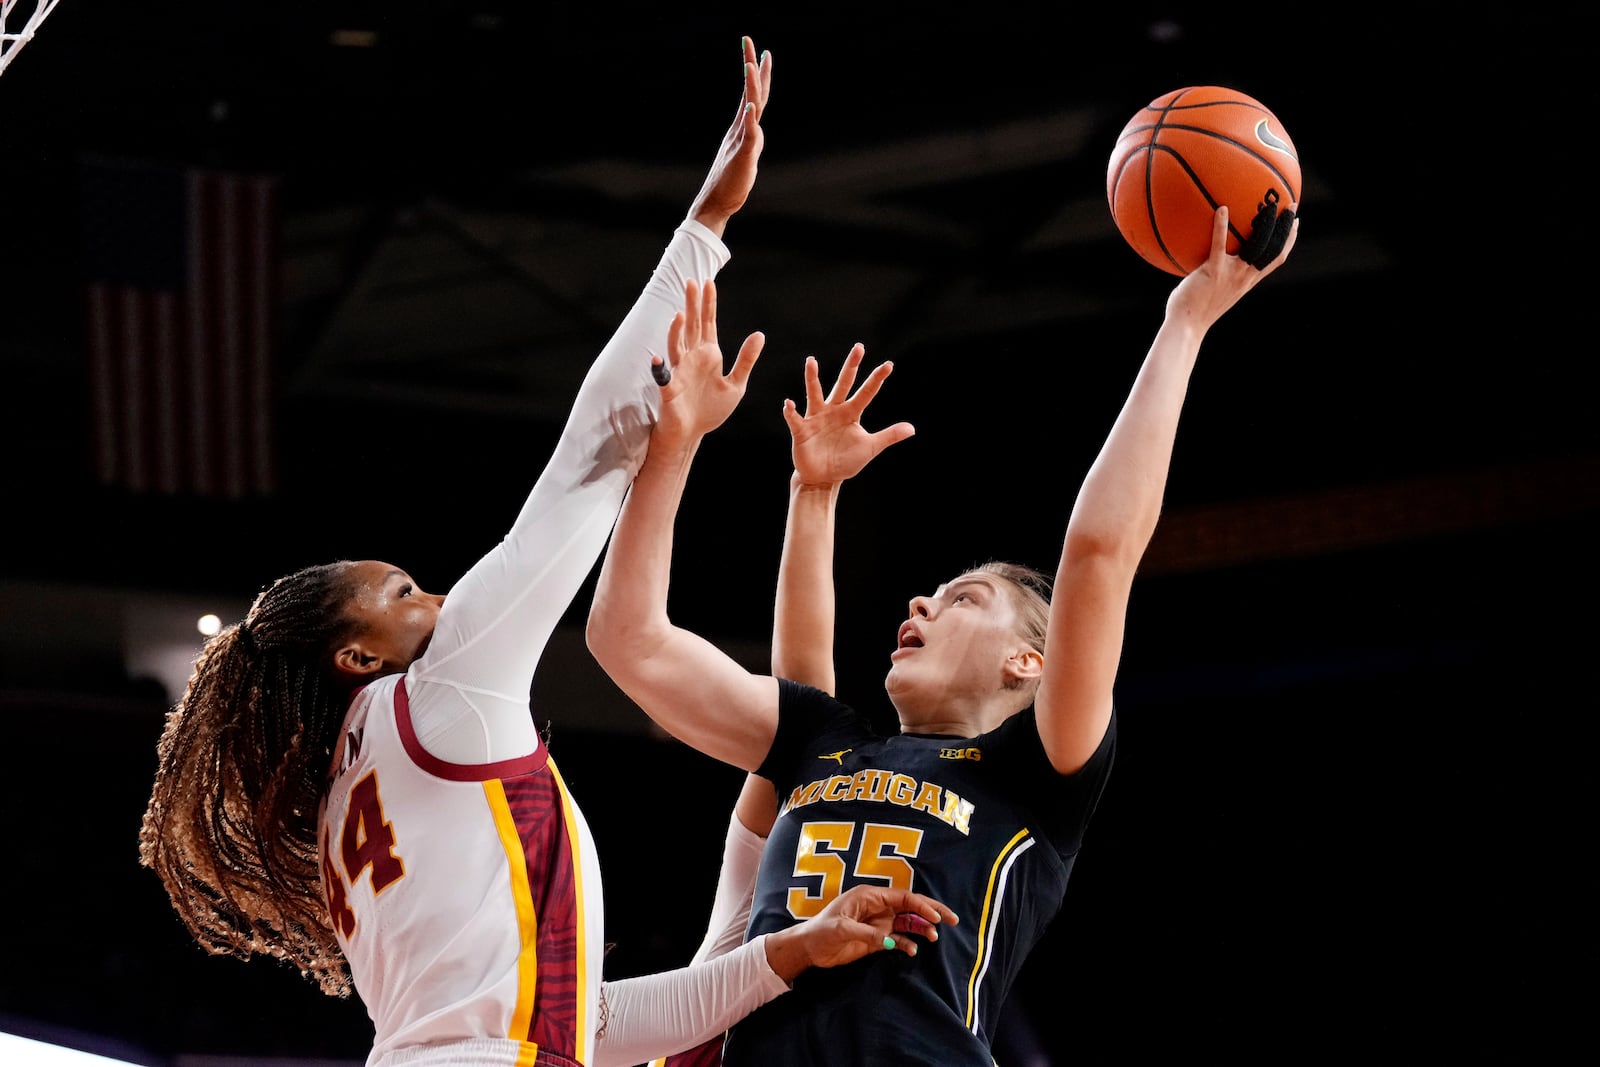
139;562;361;996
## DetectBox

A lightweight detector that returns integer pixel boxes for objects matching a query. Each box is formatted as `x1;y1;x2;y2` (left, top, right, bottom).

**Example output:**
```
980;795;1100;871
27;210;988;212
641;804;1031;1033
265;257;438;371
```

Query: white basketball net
1;0;63;77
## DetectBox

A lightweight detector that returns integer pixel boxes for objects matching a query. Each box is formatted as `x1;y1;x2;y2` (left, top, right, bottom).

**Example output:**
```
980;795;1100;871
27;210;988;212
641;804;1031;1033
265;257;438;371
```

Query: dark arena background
1;4;1594;1065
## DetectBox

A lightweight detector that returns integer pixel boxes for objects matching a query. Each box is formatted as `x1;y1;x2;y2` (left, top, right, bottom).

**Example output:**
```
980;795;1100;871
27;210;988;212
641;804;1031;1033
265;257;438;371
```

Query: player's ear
1003;646;1043;684
334;642;385;679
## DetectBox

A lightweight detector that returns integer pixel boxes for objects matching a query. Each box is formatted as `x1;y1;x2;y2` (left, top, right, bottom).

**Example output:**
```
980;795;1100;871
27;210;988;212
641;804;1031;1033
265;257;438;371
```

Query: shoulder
991;704;1117;778
763;681;880;779
777;677;852;718
775;679;890;736
993;706;1117;855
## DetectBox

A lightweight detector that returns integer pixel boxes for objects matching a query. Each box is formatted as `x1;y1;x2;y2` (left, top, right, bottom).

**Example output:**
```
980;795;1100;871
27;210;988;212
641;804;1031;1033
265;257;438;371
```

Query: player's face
885;573;1025;722
341;559;446;673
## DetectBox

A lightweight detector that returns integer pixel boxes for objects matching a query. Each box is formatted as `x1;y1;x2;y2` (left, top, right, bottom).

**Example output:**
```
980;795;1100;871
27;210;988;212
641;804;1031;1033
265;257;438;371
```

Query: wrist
643;432;703;475
690;206;731;239
760;927;810;984
790;471;843;496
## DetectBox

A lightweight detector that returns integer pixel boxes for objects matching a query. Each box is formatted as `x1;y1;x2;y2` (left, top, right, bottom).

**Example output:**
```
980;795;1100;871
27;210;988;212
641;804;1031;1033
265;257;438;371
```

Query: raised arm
586;278;778;770
688;37;772;239
514;35;770;558
411;40;772;763
701;351;918;882
1035;202;1298;774
772;346;915;692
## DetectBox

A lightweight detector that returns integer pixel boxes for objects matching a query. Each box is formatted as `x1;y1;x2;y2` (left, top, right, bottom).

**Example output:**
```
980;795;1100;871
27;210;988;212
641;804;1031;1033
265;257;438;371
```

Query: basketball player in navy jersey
588;199;1298;1065
649;333;919;1067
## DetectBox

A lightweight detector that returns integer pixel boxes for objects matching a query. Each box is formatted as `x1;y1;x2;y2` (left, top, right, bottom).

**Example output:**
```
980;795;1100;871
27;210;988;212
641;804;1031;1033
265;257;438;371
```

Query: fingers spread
680;280;703;349
667;311;687;360
701;279;719;341
803;355;825;411
827;344;865;404
729;331;764;385
846;360;893;411
869;422;916;454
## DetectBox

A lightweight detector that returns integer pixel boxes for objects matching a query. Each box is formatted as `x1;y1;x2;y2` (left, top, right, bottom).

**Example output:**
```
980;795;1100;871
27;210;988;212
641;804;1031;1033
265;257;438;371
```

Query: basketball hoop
1;0;63;77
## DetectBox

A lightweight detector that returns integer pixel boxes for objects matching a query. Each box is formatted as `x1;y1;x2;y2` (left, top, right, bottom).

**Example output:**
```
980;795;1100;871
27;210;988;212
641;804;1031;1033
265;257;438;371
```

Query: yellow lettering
887;774;917;805
822;774;853;802
781;772;974;835
785;779;825;814
847;770;876;801
940;790;975;833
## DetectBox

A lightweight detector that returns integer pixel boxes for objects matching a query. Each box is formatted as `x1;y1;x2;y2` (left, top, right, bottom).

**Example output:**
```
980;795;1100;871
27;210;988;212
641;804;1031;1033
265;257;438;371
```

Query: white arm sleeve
589;812;768;1066
405;220;729;764
690;810;767;965
592;934;787;1067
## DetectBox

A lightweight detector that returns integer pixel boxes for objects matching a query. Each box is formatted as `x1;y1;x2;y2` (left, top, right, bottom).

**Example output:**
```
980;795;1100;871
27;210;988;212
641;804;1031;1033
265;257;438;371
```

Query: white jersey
318;222;745;1067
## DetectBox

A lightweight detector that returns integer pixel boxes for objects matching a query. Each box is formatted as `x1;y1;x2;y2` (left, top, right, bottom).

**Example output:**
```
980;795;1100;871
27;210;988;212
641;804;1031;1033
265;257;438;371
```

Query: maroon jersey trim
396;677;549;781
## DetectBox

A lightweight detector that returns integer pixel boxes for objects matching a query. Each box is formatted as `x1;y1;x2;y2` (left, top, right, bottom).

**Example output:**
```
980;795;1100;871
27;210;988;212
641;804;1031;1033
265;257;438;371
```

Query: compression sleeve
591;934;788;1067
690;810;767;965
406;220;730;764
632;810;766;1067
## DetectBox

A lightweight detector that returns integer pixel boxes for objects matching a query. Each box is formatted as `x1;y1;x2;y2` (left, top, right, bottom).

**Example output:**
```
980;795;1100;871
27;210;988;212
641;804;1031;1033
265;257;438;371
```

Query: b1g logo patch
939;746;982;762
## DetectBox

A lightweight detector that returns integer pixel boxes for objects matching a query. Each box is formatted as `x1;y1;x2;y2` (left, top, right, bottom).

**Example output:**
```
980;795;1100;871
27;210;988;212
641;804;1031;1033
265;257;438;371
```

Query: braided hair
139;561;365;996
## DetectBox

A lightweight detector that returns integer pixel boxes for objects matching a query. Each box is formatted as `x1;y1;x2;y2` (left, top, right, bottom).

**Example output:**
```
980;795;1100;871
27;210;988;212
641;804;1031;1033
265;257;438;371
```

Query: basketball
1106;86;1301;276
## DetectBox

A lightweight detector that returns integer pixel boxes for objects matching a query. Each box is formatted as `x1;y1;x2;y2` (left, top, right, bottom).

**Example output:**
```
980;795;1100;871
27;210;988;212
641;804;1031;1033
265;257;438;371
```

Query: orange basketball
1106;86;1301;276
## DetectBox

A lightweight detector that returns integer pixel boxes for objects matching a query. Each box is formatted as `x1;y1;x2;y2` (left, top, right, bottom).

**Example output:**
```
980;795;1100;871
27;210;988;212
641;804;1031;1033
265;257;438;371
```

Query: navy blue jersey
725;680;1116;1066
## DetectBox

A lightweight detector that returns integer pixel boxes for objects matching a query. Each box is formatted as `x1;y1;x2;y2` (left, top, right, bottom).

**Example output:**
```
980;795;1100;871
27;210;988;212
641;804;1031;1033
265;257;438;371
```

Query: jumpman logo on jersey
817;749;852;765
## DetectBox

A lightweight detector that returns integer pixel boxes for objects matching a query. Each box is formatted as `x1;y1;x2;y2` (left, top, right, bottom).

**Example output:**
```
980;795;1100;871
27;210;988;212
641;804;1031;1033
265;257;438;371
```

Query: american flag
80;157;280;497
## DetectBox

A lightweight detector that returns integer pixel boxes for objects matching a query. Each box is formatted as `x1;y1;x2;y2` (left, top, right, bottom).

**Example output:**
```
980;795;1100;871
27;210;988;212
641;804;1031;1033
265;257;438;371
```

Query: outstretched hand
654;279;763;447
690;36;773;236
1166;201;1300;331
785;345;915;488
798;884;959;969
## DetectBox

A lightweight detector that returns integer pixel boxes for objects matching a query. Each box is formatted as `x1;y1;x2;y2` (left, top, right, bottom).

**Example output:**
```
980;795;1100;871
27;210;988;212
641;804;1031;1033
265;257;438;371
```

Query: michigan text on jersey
779;769;976;835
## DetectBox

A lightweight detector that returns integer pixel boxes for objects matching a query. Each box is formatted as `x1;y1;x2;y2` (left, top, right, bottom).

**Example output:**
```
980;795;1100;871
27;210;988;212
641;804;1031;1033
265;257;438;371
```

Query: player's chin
882;663;927;710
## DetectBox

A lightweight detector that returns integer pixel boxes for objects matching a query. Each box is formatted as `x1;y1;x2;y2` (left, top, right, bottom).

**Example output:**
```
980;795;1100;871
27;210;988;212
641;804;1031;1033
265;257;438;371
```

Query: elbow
586;599;658;679
1062;525;1147;574
584;604;625;670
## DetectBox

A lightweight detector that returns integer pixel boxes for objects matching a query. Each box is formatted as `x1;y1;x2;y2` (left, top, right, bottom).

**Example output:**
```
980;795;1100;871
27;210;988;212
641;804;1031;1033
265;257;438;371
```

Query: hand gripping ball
1107;85;1301;275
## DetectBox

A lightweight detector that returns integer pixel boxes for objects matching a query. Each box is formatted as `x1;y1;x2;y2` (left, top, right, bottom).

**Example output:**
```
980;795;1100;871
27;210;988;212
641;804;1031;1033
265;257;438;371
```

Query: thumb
869;423;916;454
650;352;673;388
781;397;804;434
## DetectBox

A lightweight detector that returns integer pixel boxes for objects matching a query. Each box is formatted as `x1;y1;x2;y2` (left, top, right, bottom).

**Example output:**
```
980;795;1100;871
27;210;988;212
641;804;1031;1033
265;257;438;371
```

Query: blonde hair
964;560;1052;693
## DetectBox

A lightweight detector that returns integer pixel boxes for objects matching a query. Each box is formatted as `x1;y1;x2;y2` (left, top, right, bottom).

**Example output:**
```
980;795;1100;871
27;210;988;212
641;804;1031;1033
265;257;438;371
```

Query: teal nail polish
882;936;896;950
